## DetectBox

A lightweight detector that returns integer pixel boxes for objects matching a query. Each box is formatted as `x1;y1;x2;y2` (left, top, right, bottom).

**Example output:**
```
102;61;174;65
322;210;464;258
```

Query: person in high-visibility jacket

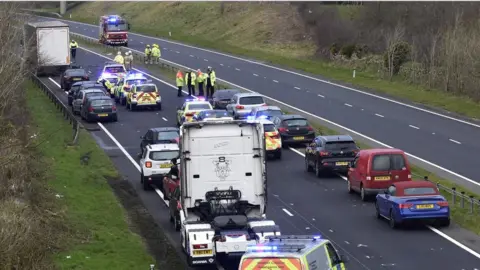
151;44;161;64
196;69;205;97
114;51;124;65
98;78;114;95
176;70;184;97
144;45;152;64
124;51;133;71
205;66;216;99
69;40;78;60
184;71;196;96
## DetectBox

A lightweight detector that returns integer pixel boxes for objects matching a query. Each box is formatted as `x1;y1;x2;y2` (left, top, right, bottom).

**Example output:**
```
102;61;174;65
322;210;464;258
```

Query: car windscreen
283;118;308;127
257;110;282;117
325;141;357;151
104;66;125;74
201;110;229;118
263;124;276;132
91;100;113;106
136;85;156;93
149;150;179;161
188;104;211;110
106;23;128;31
126;79;147;85
66;69;86;76
239;96;264;105
157;131;179;141
372;154;406;171
403;187;438;196
215;91;239;100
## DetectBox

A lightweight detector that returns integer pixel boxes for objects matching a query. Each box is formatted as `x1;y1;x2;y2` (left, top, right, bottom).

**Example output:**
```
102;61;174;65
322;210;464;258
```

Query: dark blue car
375;181;450;229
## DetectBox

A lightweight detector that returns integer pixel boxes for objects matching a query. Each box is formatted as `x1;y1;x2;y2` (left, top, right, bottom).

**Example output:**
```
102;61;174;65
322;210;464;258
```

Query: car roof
200;109;226;113
235;92;263;98
104;63;124;67
254;106;281;111
318;135;354;142
214;89;240;95
151;127;179;132
147;143;179;151
361;148;405;155
72;81;95;86
82;89;105;93
276;114;306;120
135;83;156;87
65;68;85;72
185;101;210;105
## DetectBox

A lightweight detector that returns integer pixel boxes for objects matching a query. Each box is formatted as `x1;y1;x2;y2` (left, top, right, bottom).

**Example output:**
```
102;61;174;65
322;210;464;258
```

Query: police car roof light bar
265;235;322;241
247;244;307;253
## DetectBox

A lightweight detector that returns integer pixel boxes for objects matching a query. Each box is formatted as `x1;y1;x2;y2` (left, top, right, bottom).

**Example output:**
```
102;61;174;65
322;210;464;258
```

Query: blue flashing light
313;235;322;240
246;116;255;121
258;115;268;119
108;17;117;22
247;245;278;252
185;98;196;102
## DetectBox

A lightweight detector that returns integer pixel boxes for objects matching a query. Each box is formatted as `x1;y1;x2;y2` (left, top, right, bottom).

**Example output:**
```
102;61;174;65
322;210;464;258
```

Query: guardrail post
469;195;474;214
452;187;456;204
460;191;465;208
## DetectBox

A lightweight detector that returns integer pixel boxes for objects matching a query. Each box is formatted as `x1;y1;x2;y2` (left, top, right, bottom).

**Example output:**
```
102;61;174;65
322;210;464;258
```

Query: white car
102;62;127;78
140;143;180;191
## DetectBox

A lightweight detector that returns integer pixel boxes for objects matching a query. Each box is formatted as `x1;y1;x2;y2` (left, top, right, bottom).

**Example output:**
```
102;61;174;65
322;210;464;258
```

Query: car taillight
145;161;152;168
64;76;70;80
399;203;413;209
185;112;194;116
437;201;449;207
319;151;329;156
278;127;287;133
236;105;244;109
88;107;94;112
112;105;117;111
83;75;89;79
177;201;182;210
193;244;208;249
261;103;268;106
307;126;314;131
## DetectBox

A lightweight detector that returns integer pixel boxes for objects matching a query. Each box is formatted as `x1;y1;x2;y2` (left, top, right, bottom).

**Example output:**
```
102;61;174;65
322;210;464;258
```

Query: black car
305;135;359;176
193;110;232;121
140;127;180;155
210;89;240;109
80;96;118;123
68;81;105;106
60;68;89;90
271;115;316;147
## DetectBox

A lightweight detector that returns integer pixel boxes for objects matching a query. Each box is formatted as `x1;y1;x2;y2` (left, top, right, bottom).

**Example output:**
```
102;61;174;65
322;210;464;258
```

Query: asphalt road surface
36;47;480;270
30;15;480;192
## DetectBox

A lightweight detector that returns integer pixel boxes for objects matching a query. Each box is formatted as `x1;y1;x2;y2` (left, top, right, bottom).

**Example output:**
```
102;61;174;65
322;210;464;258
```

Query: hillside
65;2;480;118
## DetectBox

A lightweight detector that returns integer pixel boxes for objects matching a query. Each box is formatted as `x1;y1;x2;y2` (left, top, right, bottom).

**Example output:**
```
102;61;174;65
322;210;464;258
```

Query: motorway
31;15;480;191
37;47;480;270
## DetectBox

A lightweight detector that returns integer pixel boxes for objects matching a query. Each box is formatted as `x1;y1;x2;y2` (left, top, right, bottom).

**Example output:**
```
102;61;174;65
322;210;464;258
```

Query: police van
239;235;347;270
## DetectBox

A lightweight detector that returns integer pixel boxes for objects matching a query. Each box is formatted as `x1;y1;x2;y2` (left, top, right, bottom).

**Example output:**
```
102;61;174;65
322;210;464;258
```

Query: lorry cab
240;235;347;270
347;148;412;201
99;15;129;46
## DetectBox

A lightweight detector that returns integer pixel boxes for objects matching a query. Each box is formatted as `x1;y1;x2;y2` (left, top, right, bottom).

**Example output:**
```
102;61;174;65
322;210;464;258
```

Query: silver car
226;93;266;119
72;88;108;115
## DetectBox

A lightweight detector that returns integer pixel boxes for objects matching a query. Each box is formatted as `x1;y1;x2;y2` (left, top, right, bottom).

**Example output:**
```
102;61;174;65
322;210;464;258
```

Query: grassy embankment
77;38;480;235
26;81;165;269
61;2;480;119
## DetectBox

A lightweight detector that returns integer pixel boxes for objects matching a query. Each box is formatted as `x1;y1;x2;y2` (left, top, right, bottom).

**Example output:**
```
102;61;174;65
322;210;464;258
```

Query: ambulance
239;235;347;270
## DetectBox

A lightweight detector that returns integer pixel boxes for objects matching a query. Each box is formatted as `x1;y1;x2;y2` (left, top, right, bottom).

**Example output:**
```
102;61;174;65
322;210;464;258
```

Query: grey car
72;89;108;115
80;96;118;123
210;89;240;109
226;93;266;119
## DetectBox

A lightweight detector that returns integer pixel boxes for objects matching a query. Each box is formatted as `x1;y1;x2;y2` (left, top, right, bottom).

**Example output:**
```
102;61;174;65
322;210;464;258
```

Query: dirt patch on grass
107;178;185;269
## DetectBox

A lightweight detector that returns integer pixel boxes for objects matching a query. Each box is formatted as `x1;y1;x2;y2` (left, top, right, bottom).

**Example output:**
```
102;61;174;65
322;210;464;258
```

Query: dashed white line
318;94;325;98
175;51;180;54
220;63;224;66
273;80;279;83
344;103;353;107
409;125;420;130
294;87;301;90
189;54;194;57
235;68;241;71
140;41;143;44
375;113;384;118
449;139;462;145
204;59;208;62
282;208;294;217
253;73;259;77
162;117;168;121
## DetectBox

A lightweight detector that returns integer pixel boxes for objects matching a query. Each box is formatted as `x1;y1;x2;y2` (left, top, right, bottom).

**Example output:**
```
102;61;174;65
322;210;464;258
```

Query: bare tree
384;22;405;80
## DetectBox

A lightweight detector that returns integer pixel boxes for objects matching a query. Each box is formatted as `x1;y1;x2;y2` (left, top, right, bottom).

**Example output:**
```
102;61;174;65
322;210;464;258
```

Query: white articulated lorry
23;21;70;76
178;120;281;267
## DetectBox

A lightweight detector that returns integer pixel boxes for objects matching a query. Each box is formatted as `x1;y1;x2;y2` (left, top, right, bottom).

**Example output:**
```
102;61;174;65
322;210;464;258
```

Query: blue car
375;181;450;229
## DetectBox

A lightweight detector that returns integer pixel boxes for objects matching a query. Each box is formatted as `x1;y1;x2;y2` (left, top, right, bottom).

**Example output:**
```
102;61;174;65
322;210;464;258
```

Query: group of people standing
176;67;216;98
114;51;134;70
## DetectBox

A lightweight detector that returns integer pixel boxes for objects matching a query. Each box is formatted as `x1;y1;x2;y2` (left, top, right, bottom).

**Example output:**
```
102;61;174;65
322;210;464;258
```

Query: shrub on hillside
384;41;410;75
340;44;356;59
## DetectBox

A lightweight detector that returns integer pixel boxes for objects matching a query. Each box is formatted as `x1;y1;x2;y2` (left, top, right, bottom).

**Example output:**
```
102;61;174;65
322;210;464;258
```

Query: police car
113;73;149;105
240;235;347;270
102;61;126;78
259;118;282;159
176;98;213;126
139;144;180;191
126;83;161;111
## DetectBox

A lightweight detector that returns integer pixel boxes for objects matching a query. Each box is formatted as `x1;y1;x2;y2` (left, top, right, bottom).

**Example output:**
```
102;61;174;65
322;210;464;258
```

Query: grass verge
26;80;184;269
78;39;480;235
48;3;480;120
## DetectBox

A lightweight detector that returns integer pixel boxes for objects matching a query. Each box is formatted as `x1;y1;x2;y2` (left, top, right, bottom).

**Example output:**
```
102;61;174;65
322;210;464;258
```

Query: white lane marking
189;54;194;57
432;132;436;135
253;73;259;77
73;33;480;189
140;41;143;44
49;77;60;87
375;113;384;118
175;51;180;54
294;87;301;90
235;68;241;71
62;37;480;261
220;63;224;66
318;94;325;98
273;80;279;83
344;103;353;107
203;59;208;62
409;125;420;130
282;208;294;217
449;139;462;145
162;117;168;121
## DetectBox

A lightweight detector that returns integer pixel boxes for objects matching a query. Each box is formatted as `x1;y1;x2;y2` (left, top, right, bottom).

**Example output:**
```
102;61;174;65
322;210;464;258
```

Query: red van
347;148;412;201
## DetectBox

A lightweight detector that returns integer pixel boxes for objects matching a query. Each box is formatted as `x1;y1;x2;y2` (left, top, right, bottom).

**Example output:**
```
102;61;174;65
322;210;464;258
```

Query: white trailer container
23;21;70;76
178;120;280;267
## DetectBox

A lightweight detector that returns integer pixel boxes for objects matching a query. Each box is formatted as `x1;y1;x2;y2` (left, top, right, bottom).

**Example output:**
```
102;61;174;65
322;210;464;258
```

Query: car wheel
347;179;354;194
360;185;368;201
157;103;162;110
375;202;381;219
389;210;398;229
315;161;322;178
131;104;136;111
438;218;450;227
112;114;118;122
142;174;151;191
305;157;313;172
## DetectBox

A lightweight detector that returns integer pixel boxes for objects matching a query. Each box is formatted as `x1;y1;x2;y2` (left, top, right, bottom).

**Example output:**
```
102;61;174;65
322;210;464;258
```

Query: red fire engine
99;15;130;46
